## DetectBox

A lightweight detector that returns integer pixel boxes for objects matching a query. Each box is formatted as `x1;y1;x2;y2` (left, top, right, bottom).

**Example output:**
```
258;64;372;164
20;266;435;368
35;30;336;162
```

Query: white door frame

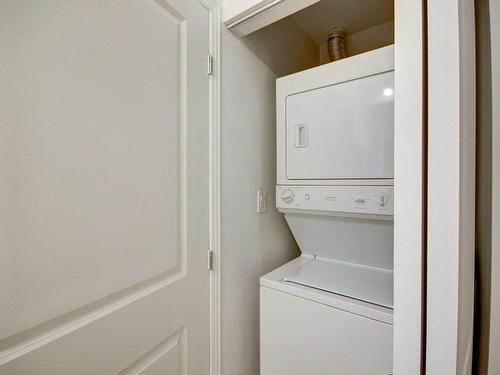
426;0;476;374
393;1;426;373
202;1;222;375
213;1;477;373
395;1;476;373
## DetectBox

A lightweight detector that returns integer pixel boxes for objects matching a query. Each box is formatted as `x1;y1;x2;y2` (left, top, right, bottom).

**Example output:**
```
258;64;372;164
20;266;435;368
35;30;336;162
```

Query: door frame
393;1;426;373
202;1;221;375
212;1;478;373
426;0;476;374
395;0;477;374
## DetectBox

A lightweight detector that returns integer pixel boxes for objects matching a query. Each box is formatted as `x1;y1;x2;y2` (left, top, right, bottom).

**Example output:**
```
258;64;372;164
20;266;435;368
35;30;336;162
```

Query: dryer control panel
276;185;393;216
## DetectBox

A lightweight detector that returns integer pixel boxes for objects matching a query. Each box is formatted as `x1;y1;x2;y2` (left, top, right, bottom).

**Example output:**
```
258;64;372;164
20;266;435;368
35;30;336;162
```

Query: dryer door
285;71;394;180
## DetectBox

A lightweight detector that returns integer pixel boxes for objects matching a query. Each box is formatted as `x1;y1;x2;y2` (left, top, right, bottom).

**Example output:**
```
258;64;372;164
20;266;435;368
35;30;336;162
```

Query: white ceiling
291;0;394;44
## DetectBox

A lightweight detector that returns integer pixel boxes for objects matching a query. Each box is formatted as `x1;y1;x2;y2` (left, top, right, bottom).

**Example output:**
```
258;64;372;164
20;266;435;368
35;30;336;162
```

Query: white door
0;1;211;374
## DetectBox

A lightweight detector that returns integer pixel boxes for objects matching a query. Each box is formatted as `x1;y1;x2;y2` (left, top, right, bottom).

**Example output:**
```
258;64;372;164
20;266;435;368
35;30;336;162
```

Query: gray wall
242;17;319;77
220;27;299;375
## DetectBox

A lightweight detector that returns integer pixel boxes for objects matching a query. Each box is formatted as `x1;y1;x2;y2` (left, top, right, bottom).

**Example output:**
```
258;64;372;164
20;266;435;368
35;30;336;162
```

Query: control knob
281;189;295;203
378;195;389;207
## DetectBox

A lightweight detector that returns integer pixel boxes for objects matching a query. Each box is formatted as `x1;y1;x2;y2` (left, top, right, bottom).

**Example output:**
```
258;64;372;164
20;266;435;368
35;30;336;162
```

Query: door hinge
207;54;214;76
208;249;214;271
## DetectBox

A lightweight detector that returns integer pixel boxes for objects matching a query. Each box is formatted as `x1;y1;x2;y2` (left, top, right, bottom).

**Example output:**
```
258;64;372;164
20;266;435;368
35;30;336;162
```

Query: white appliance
276;45;394;186
261;45;395;375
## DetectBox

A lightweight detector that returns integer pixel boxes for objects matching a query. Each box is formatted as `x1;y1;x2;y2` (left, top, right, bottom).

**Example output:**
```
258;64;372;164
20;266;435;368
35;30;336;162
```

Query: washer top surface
260;255;394;324
283;257;393;309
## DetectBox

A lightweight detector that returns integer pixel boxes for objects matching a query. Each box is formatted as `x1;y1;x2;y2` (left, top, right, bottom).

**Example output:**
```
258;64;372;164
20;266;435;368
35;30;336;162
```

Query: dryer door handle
295;124;308;148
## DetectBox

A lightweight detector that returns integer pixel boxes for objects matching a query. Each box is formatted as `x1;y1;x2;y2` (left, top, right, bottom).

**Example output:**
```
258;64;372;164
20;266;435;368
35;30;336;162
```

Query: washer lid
283;258;393;309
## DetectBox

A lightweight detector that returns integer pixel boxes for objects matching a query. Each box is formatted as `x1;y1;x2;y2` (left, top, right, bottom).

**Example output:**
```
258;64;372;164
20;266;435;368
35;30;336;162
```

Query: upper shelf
224;0;394;38
224;0;321;37
228;0;394;77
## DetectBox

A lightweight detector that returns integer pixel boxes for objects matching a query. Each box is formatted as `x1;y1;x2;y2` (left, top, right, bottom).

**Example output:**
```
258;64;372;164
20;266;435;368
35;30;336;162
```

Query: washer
261;46;395;375
260;189;394;375
260;255;393;374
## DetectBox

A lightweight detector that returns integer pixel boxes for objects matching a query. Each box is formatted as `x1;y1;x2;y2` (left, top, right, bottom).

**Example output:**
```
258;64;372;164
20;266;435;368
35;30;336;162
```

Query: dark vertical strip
421;0;429;374
473;0;492;373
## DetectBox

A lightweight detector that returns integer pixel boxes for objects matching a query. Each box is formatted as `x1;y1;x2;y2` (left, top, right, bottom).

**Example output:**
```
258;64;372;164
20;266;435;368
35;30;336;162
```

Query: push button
354;195;365;203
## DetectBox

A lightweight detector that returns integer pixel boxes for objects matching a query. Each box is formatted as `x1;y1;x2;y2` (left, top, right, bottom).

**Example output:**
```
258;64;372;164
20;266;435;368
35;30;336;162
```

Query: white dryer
261;46;395;375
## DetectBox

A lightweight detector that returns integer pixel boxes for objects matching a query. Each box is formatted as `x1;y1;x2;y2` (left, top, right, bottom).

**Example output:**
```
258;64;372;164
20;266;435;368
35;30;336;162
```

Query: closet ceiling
291;0;394;44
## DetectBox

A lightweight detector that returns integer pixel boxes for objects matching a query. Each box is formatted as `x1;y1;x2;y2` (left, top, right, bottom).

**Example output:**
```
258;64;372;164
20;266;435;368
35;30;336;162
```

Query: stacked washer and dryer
260;45;395;374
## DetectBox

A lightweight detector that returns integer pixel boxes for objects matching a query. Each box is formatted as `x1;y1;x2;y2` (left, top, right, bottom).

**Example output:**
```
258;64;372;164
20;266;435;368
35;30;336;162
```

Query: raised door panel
0;288;188;374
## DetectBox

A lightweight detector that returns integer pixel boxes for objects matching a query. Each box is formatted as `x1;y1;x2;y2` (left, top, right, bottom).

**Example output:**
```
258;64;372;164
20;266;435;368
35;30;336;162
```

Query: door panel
0;0;210;373
285;71;394;180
